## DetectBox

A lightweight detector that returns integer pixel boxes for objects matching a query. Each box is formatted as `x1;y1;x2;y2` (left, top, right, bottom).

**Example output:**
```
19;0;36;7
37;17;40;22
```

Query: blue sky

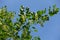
0;0;60;40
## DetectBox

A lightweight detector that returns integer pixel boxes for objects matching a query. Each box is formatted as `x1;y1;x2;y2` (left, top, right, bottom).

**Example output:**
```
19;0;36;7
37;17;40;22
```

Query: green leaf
33;36;40;40
49;11;54;16
37;10;43;16
49;5;59;16
37;8;46;16
26;7;29;13
41;15;49;22
34;29;38;32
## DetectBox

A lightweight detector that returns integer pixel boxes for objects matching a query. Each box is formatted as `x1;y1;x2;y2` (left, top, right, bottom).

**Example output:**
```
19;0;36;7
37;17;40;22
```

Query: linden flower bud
14;30;17;32
2;25;9;31
3;8;6;13
35;13;38;21
21;15;25;22
20;5;24;11
20;8;24;11
0;21;2;25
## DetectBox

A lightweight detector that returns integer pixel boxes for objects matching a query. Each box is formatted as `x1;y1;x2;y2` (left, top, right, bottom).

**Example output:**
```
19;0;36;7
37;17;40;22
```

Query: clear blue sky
0;0;60;40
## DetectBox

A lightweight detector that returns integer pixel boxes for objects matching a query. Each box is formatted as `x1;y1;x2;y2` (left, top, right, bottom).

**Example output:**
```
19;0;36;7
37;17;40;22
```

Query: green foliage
33;36;40;40
49;5;59;16
0;5;59;40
